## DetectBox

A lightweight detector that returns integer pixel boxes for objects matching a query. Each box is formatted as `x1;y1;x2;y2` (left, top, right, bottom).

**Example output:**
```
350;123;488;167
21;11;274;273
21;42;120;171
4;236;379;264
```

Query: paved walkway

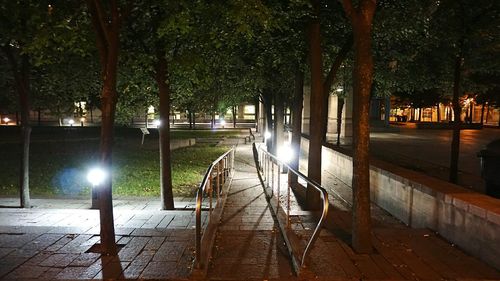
208;139;500;280
0;206;198;280
207;142;295;280
1;136;499;280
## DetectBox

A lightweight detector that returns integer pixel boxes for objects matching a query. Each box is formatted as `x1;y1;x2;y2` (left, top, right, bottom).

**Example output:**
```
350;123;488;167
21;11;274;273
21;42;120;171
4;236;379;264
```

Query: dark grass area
0;127;239;197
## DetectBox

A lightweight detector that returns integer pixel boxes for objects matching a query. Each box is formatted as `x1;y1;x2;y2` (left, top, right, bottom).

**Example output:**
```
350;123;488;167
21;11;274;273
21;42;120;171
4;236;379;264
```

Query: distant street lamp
220;119;226;128
2;117;10;124
68;119;75;126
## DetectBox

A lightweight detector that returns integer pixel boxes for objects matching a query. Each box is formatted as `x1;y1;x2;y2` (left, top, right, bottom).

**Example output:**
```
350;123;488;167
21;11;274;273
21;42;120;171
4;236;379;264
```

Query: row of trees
1;0;498;254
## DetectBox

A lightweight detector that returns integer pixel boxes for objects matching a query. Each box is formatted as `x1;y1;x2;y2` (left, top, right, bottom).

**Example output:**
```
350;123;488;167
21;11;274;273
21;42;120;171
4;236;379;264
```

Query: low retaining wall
170;138;195;150
301;137;500;270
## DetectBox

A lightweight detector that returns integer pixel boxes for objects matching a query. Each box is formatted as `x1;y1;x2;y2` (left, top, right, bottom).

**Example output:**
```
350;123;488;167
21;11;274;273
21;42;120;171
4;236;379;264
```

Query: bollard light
68;119;75;126
3;117;10;123
220;119;226;126
264;131;272;140
277;144;294;164
153;119;161;127
87;167;107;187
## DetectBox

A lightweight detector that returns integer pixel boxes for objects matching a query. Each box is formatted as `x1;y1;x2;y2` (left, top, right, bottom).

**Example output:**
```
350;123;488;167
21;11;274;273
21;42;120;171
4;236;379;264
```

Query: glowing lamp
87;168;107;187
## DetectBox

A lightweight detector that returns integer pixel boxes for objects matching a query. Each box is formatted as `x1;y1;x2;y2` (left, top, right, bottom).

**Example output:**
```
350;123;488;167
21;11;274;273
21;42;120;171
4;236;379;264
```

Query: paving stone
140;261;179;280
117;236;149;261
119;262;147;279
153;241;187;262
4;264;48;279
143;236;166;250
69;253;100;267
93;261;129;280
37;267;63;280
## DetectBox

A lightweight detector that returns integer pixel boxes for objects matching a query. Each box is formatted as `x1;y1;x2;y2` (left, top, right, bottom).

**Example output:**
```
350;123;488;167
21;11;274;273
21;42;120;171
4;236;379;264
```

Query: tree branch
323;34;353;95
341;0;355;20
86;0;109;76
93;0;112;44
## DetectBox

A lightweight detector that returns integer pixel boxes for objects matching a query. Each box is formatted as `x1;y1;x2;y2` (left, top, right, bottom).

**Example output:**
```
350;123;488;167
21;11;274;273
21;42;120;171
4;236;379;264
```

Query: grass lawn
0;127;238;198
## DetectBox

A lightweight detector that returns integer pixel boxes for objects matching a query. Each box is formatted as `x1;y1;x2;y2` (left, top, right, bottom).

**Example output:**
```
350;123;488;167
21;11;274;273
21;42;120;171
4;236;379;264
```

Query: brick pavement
0;203;201;280
1;135;500;280
207;142;295;280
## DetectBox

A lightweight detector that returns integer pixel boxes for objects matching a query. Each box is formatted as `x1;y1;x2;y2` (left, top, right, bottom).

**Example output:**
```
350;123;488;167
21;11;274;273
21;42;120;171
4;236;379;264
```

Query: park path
206;141;295;280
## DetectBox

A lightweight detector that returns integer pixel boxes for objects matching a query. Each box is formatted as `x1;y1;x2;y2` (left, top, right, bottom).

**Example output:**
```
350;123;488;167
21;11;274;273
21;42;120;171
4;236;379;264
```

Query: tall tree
85;0;129;255
306;0;325;208
341;0;376;254
0;1;51;208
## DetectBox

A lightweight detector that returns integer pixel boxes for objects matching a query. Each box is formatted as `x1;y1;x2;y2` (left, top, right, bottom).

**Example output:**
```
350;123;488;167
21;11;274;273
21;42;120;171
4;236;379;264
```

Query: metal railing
253;143;329;270
194;147;235;269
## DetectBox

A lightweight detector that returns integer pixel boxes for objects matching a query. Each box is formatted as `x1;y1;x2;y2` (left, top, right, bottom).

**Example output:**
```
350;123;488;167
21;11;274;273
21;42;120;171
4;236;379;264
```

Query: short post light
220;119;226;128
153;119;161;128
87;167;107;209
68;119;75;127
277;143;294;173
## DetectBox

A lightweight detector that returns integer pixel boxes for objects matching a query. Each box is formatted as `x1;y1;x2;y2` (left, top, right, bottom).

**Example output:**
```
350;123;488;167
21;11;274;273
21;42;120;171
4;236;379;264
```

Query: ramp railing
253;143;329;272
194;147;235;270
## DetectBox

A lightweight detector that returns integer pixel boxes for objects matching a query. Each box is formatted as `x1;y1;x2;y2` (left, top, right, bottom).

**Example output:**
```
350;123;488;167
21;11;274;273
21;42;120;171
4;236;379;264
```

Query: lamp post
68;119;75;127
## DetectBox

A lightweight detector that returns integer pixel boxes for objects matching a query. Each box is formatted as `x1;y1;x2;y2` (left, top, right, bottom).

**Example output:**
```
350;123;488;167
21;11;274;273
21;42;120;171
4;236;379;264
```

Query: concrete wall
170;138;196;150
301;137;500;270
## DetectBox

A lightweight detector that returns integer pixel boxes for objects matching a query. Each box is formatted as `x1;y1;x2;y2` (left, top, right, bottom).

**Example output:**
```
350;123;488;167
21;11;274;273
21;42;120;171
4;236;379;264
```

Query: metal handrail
254;143;329;269
195;146;235;268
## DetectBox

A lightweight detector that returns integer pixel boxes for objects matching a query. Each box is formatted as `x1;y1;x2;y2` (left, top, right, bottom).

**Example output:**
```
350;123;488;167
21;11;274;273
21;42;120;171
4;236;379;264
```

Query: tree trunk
384;96;390;126
263;90;273;150
192;112;196;129
2;45;31;208
321;37;353;142
469;103;473;124
437;104;441;122
306;0;324;209
232;106;237;128
342;0;376;254
290;68;304;187
86;0;124;255
337;97;345;146
449;53;463;184
255;97;260;132
188;110;193;129
480;103;485;125
155;51;174;210
273;93;284;155
485;104;490;123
